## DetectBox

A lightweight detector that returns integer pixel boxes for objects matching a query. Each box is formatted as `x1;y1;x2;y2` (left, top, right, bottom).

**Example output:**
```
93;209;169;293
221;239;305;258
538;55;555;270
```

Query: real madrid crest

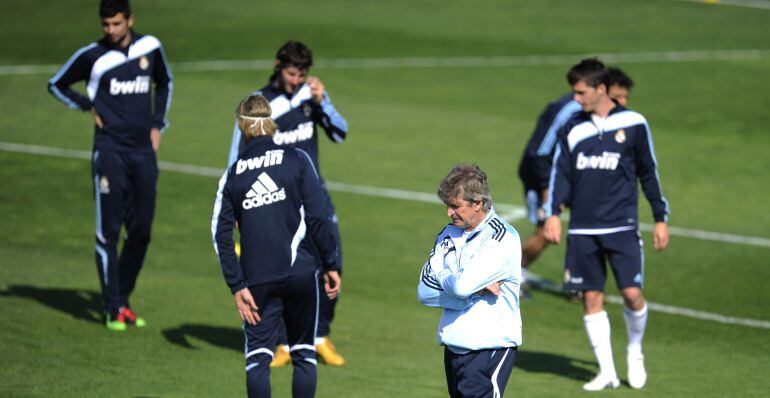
99;176;110;194
615;129;626;144
302;103;312;117
139;56;149;70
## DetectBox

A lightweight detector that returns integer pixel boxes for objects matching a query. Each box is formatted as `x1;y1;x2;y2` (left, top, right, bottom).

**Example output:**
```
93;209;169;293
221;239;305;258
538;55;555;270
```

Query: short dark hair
566;58;609;89
99;0;131;18
275;40;313;71
607;67;634;90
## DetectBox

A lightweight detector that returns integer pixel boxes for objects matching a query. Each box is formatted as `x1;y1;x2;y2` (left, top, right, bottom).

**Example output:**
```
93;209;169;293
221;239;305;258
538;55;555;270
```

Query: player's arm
307;77;348;143
226;120;245;167
297;148;342;298
47;45;94;111
435;236;519;299
417;240;475;310
150;44;173;134
212;169;246;294
543;135;571;243
635;123;670;251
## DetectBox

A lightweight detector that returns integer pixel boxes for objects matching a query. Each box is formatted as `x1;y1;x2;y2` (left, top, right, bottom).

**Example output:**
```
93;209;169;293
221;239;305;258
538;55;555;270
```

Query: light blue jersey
418;209;522;354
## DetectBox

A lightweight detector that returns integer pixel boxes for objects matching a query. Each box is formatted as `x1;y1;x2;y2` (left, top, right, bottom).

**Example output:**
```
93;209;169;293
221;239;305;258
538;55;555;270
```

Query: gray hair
437;164;493;212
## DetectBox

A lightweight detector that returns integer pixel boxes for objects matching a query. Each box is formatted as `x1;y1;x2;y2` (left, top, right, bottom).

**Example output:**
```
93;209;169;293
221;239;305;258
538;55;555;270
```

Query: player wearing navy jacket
47;0;172;331
213;94;340;398
544;59;669;391
517;68;635;283
227;40;348;367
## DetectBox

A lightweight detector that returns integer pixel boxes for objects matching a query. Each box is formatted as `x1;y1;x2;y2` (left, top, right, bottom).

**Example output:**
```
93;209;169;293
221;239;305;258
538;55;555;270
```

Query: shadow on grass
163;324;242;351
0;284;102;323
516;350;595;381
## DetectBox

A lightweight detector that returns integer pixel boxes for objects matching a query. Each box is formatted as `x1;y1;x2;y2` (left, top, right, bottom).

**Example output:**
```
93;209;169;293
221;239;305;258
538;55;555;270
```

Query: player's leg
315;194;345;366
606;230;648;389
521;189;549;269
270;321;291;368
244;283;283;398
92;150;128;330
443;347;461;398
117;152;158;320
282;271;320;398
565;234;619;390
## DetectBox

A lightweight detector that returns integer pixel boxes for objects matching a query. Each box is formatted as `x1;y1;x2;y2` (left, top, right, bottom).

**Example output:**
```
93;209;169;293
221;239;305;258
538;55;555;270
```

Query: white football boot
627;351;647;389
583;373;621;391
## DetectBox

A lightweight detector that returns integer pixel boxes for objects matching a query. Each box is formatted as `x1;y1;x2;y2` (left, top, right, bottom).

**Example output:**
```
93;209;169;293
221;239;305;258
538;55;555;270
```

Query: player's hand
307;76;325;104
150;128;162;152
91;108;104;129
234;288;260;325
543;215;562;244
323;270;341;299
653;222;669;251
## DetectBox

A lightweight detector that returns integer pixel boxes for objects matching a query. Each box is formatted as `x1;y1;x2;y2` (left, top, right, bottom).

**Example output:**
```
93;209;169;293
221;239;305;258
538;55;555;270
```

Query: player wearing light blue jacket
418;164;522;398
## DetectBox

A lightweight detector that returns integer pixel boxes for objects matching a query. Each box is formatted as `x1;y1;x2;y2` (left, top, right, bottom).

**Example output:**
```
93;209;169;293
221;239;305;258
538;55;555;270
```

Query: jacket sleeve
546;133;571;217
635;123;670;222
435;235;519;299
310;93;348;143
297;149;339;271
47;44;94;111
227;120;243;167
151;45;173;132
532;101;582;191
417;238;475;310
212;168;246;294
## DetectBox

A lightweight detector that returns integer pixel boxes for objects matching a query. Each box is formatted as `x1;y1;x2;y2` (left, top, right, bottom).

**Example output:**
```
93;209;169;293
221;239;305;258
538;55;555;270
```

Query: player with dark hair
47;0;172;331
607;67;634;107
544;58;669;390
227;40;348;367
517;65;635;289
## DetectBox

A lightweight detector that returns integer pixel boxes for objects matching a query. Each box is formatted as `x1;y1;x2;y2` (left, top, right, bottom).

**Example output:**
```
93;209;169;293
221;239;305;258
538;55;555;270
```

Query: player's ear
127;14;135;28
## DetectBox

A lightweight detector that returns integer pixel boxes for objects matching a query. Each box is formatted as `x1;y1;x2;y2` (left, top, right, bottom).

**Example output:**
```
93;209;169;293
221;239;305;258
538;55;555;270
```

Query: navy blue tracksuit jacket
212;136;338;293
547;106;670;232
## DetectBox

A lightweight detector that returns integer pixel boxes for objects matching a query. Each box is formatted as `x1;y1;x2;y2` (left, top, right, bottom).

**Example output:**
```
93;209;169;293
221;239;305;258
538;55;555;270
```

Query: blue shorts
564;230;644;292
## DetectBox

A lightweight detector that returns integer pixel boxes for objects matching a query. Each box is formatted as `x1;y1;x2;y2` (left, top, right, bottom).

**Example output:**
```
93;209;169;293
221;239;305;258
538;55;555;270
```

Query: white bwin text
273;122;314;145
109;76;150;95
236;150;284;174
576;151;621;170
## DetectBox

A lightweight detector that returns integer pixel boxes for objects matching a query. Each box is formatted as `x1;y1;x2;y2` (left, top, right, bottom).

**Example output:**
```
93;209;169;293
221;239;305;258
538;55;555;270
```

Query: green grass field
1;0;769;396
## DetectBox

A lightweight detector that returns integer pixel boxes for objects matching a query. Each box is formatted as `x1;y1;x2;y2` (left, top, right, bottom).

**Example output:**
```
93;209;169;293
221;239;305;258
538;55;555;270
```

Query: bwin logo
273;122;314;145
576;151;621;170
109;76;150;95
236;150;284;174
243;172;286;210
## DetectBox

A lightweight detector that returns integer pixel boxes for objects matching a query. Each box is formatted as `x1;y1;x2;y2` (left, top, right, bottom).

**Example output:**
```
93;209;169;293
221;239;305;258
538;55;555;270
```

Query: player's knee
289;344;317;367
621;287;645;309
583;290;605;313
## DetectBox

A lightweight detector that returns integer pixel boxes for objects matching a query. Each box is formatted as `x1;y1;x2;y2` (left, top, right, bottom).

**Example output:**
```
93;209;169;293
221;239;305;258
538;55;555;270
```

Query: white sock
584;311;617;378
624;303;648;356
314;337;326;345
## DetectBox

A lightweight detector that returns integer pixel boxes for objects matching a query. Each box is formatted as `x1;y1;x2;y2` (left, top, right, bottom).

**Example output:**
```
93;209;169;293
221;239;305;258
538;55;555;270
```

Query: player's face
609;84;630;107
101;13;134;47
572;80;605;113
446;196;483;231
278;66;308;95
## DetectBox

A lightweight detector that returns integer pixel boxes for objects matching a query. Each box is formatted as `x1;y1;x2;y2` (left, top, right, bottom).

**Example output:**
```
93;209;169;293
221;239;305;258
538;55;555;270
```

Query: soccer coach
212;94;341;397
418;164;522;398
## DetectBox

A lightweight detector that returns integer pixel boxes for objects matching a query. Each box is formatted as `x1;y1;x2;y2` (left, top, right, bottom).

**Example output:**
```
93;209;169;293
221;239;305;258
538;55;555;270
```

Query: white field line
675;0;770;10
2;141;770;249
2;140;769;329
2;49;769;76
524;271;770;329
